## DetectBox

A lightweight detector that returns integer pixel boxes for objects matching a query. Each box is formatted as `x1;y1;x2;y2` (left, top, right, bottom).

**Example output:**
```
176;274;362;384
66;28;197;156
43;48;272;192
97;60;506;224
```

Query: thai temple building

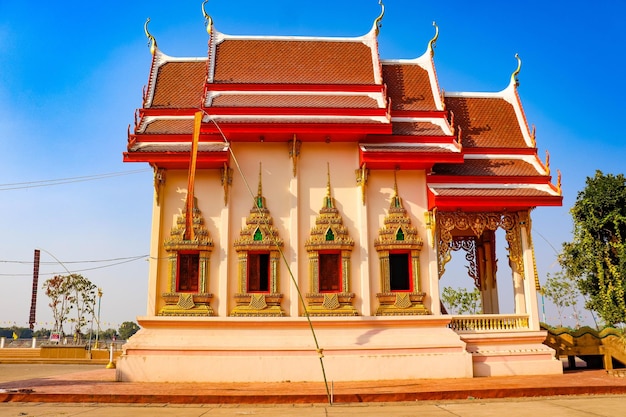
118;2;564;382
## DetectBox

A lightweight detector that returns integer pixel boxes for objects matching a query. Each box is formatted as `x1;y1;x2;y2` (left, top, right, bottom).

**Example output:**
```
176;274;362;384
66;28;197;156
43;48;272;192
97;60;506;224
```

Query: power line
0;255;148;276
0;255;149;265
0;169;151;191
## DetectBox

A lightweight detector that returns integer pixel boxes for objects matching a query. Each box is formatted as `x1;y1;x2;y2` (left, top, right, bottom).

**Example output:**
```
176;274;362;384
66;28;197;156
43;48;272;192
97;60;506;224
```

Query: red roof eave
205;106;387;117
427;175;554;185
390;110;448;119
200;122;393;137
122;151;229;169
427;192;563;211
360;151;464;170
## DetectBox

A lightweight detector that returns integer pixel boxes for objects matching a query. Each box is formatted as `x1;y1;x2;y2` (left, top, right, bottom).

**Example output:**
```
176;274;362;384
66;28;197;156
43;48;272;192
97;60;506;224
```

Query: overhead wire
0;169;151;191
0;255;148;276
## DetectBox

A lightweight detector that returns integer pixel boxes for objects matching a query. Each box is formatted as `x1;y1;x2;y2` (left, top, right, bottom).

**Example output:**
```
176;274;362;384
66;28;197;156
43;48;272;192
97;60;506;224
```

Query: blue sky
1;1;624;330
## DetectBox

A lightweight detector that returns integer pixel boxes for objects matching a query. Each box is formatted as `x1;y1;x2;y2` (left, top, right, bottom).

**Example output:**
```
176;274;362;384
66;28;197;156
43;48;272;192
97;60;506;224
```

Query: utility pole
95;288;103;349
29;249;41;331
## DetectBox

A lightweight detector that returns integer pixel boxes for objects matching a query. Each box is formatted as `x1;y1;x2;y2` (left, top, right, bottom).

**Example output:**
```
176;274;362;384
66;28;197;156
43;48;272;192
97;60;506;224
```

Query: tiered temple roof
124;9;562;212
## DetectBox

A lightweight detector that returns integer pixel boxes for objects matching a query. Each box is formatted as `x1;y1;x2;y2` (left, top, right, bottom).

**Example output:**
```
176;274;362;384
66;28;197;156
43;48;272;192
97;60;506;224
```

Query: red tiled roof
382;64;435;111
432;158;541;177
213;40;375;84
151;61;207;108
143;119;194;134
210;94;379;108
431;187;555;198
444;96;527;148
392;122;445;136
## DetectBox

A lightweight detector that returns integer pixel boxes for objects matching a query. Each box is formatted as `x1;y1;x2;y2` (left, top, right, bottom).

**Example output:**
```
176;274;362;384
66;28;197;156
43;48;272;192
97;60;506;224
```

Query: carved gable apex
375;175;423;251
164;199;213;252
305;165;354;251
233;164;283;251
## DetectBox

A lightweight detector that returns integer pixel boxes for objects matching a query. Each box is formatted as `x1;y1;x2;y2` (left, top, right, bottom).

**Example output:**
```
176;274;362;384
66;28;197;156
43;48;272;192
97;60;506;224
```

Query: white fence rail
448;314;529;332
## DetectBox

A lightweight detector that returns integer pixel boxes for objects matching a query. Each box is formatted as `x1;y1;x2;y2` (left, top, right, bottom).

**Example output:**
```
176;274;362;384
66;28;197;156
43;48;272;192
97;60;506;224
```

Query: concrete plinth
116;315;474;382
461;331;563;377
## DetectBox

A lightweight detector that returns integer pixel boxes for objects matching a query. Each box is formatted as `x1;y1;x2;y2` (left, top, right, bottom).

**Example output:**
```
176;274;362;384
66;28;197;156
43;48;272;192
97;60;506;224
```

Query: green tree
33;328;51;338
560;170;626;326
118;321;140;340
100;328;118;340
542;271;582;328
441;286;482;315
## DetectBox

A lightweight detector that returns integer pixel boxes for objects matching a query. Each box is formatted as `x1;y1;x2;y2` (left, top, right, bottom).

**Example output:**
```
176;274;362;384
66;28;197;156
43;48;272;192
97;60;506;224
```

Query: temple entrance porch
434;210;561;376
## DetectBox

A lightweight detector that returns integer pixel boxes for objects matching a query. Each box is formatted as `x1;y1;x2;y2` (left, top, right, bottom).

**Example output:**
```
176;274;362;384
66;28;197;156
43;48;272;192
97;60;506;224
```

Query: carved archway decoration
450;237;480;289
437;211;523;279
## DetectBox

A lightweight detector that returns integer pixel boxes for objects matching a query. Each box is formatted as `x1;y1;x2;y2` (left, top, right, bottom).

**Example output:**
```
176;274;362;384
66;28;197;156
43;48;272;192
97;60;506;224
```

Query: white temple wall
297;142;362;314
151;169;228;315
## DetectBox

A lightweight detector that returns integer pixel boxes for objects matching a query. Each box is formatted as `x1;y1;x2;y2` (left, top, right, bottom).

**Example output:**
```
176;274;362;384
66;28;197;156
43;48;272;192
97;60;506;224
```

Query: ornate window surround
230;164;284;317
374;176;428;316
304;165;357;316
159;200;214;316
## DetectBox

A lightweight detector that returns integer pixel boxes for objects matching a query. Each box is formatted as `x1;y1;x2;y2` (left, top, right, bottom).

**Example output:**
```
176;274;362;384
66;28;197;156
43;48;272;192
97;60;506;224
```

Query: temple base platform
115;316;561;383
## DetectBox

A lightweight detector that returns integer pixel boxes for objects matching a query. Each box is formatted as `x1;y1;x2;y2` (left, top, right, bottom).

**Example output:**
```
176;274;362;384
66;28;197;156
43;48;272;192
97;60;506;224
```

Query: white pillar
217;203;230;317
147;180;163;316
423;212;441;315
357;184;371;316
520;214;541;330
31;337;37;348
512;268;527;315
0;337;5;349
289;174;300;317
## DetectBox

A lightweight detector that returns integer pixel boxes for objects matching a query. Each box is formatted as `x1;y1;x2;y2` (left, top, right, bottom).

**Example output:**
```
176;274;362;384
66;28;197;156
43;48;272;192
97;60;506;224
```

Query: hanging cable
0;255;148;276
0;169;151;191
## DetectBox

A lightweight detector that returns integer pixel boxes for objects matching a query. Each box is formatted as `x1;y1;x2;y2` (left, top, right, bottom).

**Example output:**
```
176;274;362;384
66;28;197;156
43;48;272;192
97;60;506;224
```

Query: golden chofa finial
144;18;157;55
511;53;522;87
202;0;213;35
427;21;439;57
374;0;385;36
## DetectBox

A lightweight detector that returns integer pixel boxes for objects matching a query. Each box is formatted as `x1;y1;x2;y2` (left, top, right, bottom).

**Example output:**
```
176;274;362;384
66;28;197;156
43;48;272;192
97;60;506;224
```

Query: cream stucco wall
148;141;440;317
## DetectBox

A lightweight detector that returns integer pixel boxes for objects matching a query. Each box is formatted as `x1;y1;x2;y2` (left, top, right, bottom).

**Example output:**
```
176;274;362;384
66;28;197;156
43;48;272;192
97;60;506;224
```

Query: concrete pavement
2;364;626;416
1;396;626;416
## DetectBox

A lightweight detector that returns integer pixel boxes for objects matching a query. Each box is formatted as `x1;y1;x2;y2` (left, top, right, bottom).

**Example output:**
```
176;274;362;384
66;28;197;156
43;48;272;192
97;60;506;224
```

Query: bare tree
43;274;97;342
43;275;71;336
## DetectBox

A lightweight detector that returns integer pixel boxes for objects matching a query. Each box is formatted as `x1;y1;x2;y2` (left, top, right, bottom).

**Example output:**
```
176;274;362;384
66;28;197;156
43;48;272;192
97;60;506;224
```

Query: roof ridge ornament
427;21;439;57
511;53;522;87
144;18;157;55
202;0;213;35
374;0;385;36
